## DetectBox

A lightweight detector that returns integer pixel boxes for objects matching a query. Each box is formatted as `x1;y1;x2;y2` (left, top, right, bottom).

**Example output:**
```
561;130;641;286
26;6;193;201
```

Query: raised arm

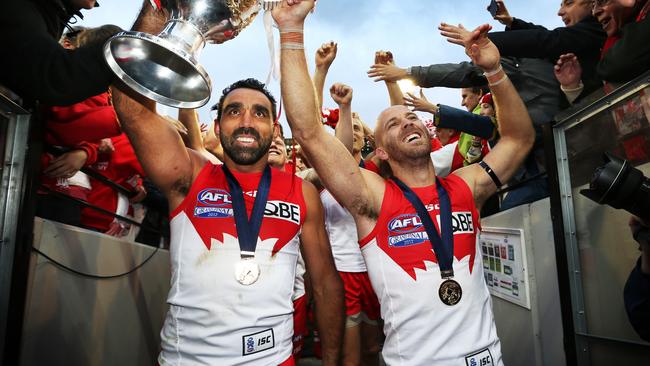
441;20;605;62
299;181;344;364
331;83;354;153
376;51;405;106
313;41;338;110
111;3;205;208
450;24;535;208
272;0;384;231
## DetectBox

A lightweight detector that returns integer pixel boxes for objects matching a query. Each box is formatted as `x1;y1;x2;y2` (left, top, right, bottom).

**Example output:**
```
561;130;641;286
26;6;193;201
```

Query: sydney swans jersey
359;175;503;366
321;189;367;272
159;164;306;366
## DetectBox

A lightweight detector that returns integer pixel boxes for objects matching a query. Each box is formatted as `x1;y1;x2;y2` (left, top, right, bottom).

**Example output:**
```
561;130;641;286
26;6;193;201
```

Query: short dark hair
471;86;490;96
212;78;277;123
76;24;122;48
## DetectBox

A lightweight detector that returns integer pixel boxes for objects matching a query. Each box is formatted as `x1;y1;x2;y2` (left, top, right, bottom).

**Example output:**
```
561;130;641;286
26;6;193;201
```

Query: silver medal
235;258;261;285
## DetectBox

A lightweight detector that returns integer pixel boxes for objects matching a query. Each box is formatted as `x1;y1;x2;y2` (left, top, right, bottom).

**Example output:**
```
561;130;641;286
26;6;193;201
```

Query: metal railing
551;70;650;366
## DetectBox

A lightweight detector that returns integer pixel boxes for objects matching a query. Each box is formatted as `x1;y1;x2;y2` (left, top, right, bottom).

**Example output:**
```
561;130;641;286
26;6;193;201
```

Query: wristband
488;73;508;87
279;27;304;33
280;31;304;50
280;43;305;50
483;64;503;78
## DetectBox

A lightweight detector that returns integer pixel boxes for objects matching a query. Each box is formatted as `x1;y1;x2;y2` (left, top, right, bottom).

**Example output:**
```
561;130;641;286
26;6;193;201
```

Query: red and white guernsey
359;174;503;366
321;189;367;272
159;163;306;366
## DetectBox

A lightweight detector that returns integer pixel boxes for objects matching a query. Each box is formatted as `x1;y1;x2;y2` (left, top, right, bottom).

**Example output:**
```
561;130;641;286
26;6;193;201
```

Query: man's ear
214;121;220;136
375;147;389;161
273;123;281;139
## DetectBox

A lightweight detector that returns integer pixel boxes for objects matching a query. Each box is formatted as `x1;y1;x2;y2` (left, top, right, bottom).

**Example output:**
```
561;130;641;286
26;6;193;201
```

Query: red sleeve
74;142;99;166
430;137;443;152
45;93;121;146
363;159;380;174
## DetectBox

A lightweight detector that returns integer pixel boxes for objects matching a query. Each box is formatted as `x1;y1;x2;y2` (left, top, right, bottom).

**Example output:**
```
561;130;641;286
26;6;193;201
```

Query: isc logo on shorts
465;348;493;366
242;328;275;356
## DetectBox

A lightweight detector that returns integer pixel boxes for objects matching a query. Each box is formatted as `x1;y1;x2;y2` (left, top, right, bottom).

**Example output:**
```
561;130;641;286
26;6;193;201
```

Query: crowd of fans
2;0;645;244
1;0;649;362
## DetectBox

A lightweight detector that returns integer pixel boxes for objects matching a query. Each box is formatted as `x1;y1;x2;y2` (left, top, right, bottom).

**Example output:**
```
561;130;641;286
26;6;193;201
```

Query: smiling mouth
404;132;421;143
600;16;612;29
236;135;257;145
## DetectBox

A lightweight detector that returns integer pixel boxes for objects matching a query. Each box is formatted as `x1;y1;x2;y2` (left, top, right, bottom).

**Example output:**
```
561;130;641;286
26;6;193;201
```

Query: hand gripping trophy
104;0;274;108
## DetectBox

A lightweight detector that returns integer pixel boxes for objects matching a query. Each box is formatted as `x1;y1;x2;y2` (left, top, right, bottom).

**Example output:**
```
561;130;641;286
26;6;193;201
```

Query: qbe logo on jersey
242;328;275;356
437;211;475;235
194;188;233;218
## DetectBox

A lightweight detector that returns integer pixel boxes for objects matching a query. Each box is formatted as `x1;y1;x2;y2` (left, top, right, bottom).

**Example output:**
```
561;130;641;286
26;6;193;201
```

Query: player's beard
383;133;432;165
221;127;272;165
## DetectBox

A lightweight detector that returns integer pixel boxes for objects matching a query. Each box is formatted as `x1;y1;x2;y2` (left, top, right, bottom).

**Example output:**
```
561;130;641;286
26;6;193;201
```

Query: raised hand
315;42;338;70
98;138;115;154
330;83;353;106
439;23;474;48
442;23;500;72
272;0;315;29
403;89;438;114
554;53;583;89
491;0;513;27
374;50;394;65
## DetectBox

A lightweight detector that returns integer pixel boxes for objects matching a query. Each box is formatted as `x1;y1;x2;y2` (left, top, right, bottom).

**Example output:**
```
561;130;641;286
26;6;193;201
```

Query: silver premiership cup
104;0;262;108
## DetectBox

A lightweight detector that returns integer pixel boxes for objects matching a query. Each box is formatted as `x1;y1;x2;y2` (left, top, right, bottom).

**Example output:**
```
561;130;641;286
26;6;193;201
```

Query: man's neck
390;157;437;188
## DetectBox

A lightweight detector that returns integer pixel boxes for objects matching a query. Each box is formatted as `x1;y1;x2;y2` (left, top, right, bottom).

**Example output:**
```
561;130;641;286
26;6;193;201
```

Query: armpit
350;196;379;220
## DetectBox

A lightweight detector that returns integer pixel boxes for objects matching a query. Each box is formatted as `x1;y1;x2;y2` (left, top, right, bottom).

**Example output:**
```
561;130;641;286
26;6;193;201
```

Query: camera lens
580;153;650;220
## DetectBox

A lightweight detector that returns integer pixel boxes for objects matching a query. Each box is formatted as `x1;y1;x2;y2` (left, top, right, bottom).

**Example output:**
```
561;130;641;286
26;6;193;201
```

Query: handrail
0;85;28;115
554;70;650;129
39;185;161;235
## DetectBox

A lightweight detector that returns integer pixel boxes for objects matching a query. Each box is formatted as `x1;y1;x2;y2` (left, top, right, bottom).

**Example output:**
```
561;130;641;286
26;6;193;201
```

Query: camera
580;152;650;221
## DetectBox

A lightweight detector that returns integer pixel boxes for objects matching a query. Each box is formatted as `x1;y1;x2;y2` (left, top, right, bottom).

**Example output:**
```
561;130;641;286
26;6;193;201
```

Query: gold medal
439;279;462;306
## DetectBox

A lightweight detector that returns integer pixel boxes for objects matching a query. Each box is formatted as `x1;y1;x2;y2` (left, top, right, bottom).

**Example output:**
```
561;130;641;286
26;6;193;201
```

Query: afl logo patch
194;188;233;218
387;214;428;247
197;188;231;206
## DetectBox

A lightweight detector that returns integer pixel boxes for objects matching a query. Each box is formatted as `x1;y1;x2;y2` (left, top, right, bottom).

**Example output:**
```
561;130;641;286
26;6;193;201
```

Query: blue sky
80;0;564;132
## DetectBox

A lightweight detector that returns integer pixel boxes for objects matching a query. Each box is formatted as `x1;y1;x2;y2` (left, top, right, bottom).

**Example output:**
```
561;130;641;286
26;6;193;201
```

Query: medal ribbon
222;165;272;258
390;177;455;278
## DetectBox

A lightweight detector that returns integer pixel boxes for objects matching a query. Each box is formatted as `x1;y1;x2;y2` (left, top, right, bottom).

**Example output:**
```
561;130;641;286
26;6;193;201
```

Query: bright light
397;79;419;95
156;67;173;79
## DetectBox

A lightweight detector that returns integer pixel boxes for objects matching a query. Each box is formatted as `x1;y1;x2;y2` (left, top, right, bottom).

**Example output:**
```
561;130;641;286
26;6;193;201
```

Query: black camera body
581;153;650;242
580;153;650;220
